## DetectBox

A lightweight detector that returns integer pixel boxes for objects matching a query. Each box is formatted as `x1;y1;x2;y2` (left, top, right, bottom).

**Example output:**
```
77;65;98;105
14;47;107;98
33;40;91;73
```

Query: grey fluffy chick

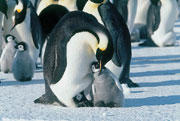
91;62;124;107
0;35;17;73
12;42;35;81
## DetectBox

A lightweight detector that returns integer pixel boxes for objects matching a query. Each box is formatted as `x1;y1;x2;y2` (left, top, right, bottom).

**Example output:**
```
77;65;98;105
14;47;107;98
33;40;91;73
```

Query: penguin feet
73;92;93;107
94;101;118;107
17;77;32;82
34;94;60;105
138;39;158;47
122;79;139;88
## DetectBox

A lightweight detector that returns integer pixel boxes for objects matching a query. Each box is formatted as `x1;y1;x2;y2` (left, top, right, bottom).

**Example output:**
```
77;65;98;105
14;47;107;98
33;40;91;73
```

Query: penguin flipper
0;0;8;18
30;3;43;49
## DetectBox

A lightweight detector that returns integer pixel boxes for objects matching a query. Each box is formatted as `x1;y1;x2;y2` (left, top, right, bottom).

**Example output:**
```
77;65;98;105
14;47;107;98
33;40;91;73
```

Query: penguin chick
91;62;124;107
0;34;17;73
12;42;35;82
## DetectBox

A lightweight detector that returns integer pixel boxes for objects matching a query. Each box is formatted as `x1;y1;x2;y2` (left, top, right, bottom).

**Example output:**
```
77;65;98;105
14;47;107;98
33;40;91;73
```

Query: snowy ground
1;22;180;121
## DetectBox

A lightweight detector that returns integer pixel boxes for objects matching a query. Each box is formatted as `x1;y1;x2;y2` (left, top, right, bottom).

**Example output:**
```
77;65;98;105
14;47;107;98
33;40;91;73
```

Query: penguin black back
38;5;69;39
76;0;88;10
113;0;128;22
98;1;131;66
147;0;161;37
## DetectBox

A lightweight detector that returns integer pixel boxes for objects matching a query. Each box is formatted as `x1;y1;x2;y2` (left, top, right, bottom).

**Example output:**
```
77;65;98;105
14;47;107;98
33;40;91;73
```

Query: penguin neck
58;0;77;11
37;0;59;14
83;1;104;25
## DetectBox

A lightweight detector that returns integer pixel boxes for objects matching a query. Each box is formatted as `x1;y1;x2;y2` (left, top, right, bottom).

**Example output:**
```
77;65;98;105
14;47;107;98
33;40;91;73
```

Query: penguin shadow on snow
125;95;180;107
130;69;180;77
0;79;44;86
139;79;180;88
131;54;180;65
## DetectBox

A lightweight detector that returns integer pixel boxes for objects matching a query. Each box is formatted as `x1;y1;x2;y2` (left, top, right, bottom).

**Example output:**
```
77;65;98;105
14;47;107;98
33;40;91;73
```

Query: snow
1;18;180;121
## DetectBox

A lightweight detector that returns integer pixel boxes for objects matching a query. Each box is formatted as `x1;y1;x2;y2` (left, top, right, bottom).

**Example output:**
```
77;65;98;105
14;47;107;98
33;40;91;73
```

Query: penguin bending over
0;35;17;73
91;62;124;107
83;0;139;87
34;11;113;107
12;42;35;81
11;0;43;65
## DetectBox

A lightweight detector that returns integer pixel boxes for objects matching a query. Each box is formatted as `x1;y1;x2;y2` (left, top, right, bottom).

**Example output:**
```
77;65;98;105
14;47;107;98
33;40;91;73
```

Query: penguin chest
83;4;103;25
64;32;98;81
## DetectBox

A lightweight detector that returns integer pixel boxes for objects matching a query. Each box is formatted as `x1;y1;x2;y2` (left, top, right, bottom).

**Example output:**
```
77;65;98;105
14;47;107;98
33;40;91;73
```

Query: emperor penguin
11;0;43;66
91;62;124;107
34;11;113;107
12;42;35;82
0;34;17;73
83;0;139;87
138;0;161;46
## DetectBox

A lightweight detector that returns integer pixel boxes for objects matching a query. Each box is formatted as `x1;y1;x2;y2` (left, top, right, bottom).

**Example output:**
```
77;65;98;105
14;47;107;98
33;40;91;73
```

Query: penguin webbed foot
73;92;93;107
123;79;139;88
94;101;117;107
138;39;158;47
34;94;59;105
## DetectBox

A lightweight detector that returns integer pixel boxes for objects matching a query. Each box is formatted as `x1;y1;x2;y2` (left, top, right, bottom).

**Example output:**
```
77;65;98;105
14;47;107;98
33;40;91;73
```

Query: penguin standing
11;0;43;66
83;0;139;87
34;11;113;107
0;34;17;73
91;62;124;107
12;42;35;81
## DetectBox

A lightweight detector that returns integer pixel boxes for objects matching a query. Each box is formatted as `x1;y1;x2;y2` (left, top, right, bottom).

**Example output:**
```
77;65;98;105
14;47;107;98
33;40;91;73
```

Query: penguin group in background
34;11;113;107
91;62;124;107
0;35;17;73
83;0;139;87
12;42;35;82
11;0;43;66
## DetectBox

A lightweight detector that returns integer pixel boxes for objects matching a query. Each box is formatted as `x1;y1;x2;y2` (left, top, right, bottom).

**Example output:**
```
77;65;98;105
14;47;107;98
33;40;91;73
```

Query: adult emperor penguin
12;42;35;81
11;0;43;66
138;0;161;46
0;34;17;73
91;62;124;107
34;11;113;107
83;0;139;87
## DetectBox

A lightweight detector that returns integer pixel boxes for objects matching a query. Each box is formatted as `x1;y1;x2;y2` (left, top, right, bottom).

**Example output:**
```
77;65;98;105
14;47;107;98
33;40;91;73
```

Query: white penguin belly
50;32;98;107
15;21;39;63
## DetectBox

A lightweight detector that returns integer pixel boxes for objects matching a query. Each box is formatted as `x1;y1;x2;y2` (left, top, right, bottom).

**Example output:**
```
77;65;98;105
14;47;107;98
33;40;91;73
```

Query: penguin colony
0;0;178;107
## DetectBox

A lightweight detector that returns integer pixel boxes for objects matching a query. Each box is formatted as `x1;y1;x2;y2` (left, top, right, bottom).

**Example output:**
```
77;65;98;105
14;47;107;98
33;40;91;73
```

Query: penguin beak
99;60;102;74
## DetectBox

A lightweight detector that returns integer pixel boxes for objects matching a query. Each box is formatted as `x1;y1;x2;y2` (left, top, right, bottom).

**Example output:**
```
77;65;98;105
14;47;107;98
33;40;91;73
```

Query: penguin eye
18;45;24;50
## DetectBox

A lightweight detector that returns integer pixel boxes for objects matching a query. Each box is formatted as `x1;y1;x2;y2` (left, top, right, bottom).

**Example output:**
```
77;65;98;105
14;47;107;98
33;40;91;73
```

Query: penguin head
90;0;105;4
5;34;16;43
15;42;27;51
0;0;8;19
11;0;29;30
91;62;101;73
95;37;113;72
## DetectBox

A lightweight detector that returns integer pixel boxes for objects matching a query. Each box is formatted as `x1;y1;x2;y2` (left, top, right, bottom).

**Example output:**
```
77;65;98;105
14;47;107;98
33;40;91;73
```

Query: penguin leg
50;74;93;107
